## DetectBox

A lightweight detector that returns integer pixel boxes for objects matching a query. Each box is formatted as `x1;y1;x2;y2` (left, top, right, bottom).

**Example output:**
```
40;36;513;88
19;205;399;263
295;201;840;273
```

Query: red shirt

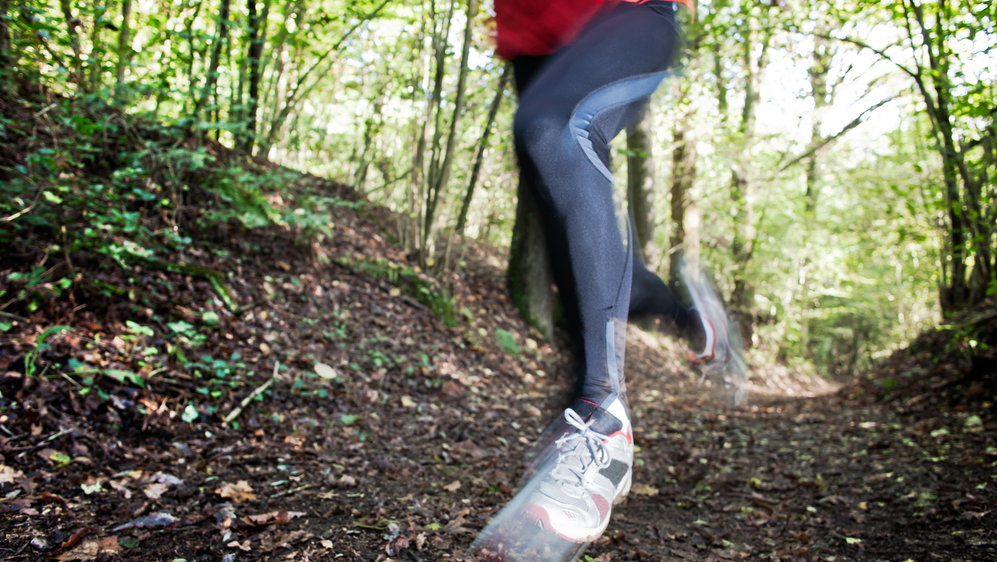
494;0;693;60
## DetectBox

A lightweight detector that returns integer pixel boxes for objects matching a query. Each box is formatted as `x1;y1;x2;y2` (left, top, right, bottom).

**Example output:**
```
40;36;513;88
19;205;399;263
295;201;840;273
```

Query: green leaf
119;537;140;549
103;369;146;388
48;451;72;466
36;325;72;347
126;320;155;337
182;404;199;423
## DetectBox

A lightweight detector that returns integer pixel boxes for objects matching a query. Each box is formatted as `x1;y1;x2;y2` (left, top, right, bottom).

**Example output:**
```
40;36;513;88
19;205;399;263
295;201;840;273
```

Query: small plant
495;329;519;356
24;326;72;377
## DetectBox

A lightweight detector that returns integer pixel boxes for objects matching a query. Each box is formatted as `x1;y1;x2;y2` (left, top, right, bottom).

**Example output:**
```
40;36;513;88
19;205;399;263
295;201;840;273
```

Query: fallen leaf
631;483;660;496
54;536;121;561
315;362;338;380
227;540;252;551
443;480;461;492
0;464;24;484
217;480;257;502
110;512;178;532
242;510;305;525
144;482;170;500
151;472;183;486
80;477;103;495
38;448;72;467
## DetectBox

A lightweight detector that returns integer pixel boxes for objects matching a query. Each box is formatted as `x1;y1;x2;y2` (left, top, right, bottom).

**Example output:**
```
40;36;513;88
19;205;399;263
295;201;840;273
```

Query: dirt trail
2;172;994;561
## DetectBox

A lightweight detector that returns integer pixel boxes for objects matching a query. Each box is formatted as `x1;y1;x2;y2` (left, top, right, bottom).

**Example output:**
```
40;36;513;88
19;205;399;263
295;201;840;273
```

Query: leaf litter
0;114;994;559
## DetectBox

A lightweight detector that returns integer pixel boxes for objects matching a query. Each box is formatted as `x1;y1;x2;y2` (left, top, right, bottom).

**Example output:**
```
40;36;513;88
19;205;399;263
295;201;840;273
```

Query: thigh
517;2;681;124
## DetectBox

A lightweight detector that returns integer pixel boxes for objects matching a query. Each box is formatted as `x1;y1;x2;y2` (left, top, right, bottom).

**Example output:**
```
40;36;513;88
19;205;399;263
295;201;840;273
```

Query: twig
272;484;314;498
223;362;279;424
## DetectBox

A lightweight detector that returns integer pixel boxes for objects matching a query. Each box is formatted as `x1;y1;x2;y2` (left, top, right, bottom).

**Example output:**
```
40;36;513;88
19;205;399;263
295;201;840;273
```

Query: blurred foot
680;261;750;404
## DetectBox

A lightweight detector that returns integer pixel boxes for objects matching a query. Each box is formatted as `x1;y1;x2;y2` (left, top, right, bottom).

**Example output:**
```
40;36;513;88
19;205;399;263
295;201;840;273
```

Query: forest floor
1;91;996;561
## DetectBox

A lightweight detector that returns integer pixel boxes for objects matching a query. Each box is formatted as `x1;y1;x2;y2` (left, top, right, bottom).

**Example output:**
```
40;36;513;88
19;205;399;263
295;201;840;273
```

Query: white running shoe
520;396;633;543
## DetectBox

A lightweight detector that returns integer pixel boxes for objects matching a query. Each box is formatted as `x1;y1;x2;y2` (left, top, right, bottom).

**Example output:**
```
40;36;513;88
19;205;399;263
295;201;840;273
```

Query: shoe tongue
569;398;623;435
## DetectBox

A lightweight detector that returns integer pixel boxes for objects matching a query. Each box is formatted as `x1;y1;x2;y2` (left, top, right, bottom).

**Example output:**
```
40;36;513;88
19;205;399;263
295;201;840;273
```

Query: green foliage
495;328;519;356
24;325;72;377
1;0;992;382
338;257;458;327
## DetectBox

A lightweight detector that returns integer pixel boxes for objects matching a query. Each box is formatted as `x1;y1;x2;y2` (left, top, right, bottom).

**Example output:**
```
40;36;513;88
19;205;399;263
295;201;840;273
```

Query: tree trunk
193;0;231;130
421;0;476;260
456;62;511;234
113;0;133;102
0;0;11;69
58;0;85;91
507;182;556;339
725;12;772;345
86;0;108;92
239;0;269;154
626;108;655;262
668;104;696;286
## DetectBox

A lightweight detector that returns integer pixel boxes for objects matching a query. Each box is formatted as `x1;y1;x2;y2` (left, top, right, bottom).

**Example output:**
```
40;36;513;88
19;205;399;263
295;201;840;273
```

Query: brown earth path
2;176;994;561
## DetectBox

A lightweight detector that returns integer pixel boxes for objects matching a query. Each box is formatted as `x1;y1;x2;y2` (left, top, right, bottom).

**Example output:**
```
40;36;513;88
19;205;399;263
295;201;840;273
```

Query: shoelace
548;408;611;497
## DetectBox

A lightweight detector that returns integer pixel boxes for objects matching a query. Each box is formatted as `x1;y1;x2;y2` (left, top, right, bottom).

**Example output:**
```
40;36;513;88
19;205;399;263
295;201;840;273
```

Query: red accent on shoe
609;429;633;444
522;504;552;530
593;494;611;519
697;317;717;361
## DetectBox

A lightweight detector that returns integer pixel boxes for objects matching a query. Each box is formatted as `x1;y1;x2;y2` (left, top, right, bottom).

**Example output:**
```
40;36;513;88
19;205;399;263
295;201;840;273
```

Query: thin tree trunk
456;62;511;234
668;104;695;286
193;0;232;131
0;0;11;69
421;0;477;258
260;0;389;154
113;0;132;102
239;0;269;154
626;107;655;262
86;0;108;92
58;0;85;91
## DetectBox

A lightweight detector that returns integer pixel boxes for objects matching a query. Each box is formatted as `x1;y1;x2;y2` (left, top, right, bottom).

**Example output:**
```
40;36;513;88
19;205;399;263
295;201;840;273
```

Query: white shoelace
548;408;611;497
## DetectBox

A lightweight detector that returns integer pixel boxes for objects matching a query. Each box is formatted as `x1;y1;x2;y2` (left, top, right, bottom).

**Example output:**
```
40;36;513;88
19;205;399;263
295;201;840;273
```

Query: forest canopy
1;0;994;377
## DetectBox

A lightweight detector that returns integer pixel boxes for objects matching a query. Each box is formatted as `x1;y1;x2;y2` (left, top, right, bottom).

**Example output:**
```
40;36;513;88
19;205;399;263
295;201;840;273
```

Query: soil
1;92;995;562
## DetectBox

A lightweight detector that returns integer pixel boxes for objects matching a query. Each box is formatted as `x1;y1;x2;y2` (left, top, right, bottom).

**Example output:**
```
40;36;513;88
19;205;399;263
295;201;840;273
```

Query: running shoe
520;396;633;543
679;260;750;404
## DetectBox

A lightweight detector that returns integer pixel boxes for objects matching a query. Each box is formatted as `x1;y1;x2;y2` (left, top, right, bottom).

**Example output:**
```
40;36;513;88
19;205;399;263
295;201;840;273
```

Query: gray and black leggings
512;0;693;403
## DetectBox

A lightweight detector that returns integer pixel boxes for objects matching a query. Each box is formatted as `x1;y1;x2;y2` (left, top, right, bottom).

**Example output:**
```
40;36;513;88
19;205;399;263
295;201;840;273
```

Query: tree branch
777;95;897;173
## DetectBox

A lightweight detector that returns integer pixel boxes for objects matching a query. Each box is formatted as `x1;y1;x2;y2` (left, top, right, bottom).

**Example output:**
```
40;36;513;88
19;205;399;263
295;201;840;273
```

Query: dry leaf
242;510;305;525
54;536;121;561
314;362;338;380
217;480;257;502
227;540;252;551
144;482;170;500
0;464;24;484
110;512;178;532
443;480;461;492
80;476;103;495
630;483;659;496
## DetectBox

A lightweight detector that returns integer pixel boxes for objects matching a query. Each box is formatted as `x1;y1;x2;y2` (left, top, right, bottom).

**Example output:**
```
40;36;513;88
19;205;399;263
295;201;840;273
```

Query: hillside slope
2;85;994;561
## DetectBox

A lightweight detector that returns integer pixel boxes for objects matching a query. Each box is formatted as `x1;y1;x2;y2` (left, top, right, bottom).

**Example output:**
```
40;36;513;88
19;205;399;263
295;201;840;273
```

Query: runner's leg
513;1;682;403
